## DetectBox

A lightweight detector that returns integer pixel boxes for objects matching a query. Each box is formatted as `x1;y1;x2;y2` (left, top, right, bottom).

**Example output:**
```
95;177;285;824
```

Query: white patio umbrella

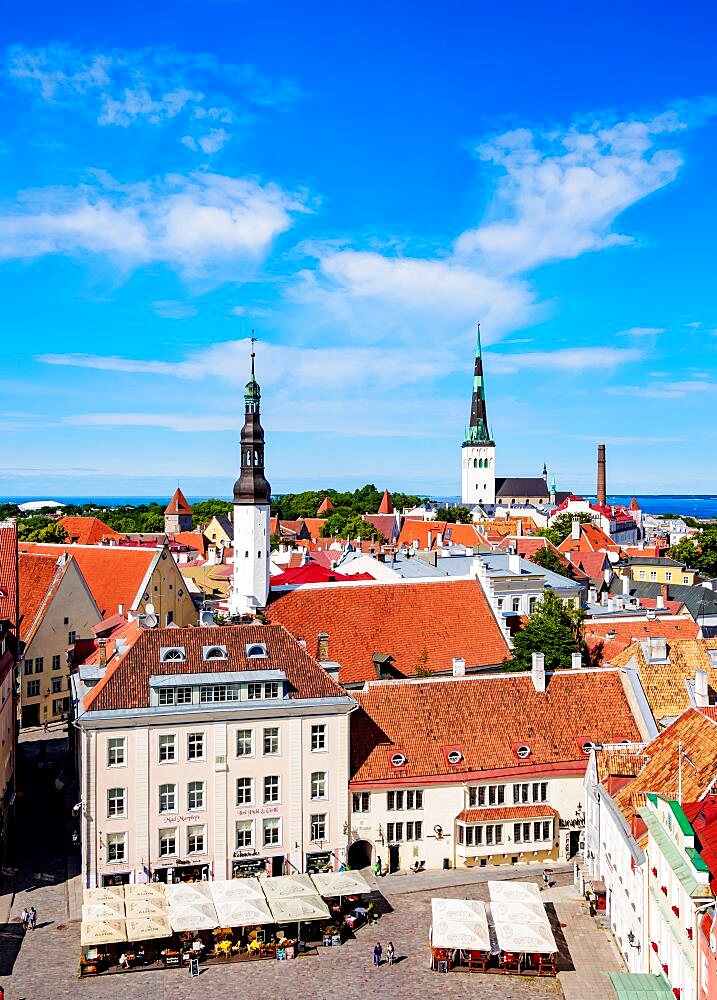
209;880;274;928
80;918;127;946
489;898;547;924
84;886;125;909
430;898;491;952
82;900;126;922
124;883;167;901
262;873;316;899
125;897;170;919
488;879;542;902
125;913;173;942
310;870;372;900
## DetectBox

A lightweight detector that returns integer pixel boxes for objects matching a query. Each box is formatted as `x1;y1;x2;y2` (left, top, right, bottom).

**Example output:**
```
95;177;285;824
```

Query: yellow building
619;557;697;587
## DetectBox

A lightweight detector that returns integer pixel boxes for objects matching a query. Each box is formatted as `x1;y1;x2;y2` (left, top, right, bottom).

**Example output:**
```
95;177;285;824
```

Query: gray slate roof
495;477;549;497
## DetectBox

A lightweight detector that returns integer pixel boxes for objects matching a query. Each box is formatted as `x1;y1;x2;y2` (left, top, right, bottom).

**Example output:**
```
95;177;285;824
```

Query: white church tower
229;346;271;616
461;324;496;505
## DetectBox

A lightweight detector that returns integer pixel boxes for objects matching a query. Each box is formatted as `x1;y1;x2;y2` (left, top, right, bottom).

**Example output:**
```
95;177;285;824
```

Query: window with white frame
52;654;61;670
158;689;175;706
665;571;672;582
176;686;192;704
406;790;423;810
405;820;423;841
235;820;253;848
386;822;403;842
263;727;279;755
159;828;177;857
264;681;279;699
264;775;279;804
159;783;176;813
513;783;529;804
236;777;253;805
187;732;204;760
187;825;205;854
107;737;126;767
387;790;404;811
311;771;327;800
473;784;505;807
158;734;176;763
263;817;280;846
106;832;126;862
311;723;327;752
529;597;538;613
513;822;531;843
187;780;204;810
199;684;239;702
107;787;125;818
310;814;326;842
236;729;254;757
532;782;547;803
512;598;520;613
247;682;263;700
27;679;40;697
352;791;370;813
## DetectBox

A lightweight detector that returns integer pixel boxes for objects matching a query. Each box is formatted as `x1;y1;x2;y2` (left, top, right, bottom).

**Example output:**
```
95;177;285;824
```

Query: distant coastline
2;494;717;519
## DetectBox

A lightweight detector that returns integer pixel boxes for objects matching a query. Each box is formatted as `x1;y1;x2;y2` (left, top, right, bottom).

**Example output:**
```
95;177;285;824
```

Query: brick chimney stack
597;444;606;507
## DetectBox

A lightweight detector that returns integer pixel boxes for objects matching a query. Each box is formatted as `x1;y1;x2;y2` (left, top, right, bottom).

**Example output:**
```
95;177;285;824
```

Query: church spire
463;324;494;447
233;339;271;506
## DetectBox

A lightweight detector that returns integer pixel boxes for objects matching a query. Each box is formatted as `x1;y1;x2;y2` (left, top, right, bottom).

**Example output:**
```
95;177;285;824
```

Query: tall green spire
463;323;494;447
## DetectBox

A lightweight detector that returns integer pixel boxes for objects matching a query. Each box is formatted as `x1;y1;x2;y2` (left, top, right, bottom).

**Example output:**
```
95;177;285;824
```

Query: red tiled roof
84;624;348;712
165;488;192;515
300;518;326;541
317;497;334;514
362;514;397;539
269;579;510;684
558;523;622;555
497;537;551;557
683;795;717;888
397;520;481;550
0;521;18;627
171;531;208;555
271;564;375;586
567;551;610;580
350;669;642;784
457;805;558;823
18;552;62;641
18;542;157;618
57;516;122;545
378;490;394;515
585;617;700;664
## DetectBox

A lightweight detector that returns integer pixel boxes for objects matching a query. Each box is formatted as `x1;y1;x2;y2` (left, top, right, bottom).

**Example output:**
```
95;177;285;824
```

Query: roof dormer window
203;645;227;661
246;643;267;659
447;750;463;765
581;740;595;755
160;646;186;662
516;745;531;759
390;752;407;767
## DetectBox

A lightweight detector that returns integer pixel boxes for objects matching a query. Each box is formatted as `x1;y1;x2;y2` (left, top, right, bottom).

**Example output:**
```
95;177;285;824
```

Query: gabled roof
84;624;349;712
378;490;394;515
611;638;717;722
270;579;510;684
683;795;717;889
317;497;334;514
270;564;375;586
397;520;481;550
18;542;159;618
18;552;63;642
171;531;209;555
558;522;622;555
350;669;642;784
495;477;549;497
608;579;717;621
585;616;700;665
165;488;192;516
611;709;717;829
567;551;611;580
57;516;122;545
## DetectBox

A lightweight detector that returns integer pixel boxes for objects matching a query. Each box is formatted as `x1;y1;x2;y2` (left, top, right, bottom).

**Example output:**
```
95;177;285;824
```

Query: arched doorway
347;840;372;869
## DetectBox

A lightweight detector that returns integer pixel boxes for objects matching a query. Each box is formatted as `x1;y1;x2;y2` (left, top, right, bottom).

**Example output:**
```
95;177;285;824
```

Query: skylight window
160;647;186;662
246;643;268;659
203;645;227;660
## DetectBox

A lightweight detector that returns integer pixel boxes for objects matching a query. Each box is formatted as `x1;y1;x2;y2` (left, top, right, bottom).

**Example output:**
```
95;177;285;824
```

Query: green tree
527;546;575;579
17;518;68;543
320;511;385;542
191;499;233;527
443;506;474;524
537;511;593;546
670;527;717;578
505;591;583;672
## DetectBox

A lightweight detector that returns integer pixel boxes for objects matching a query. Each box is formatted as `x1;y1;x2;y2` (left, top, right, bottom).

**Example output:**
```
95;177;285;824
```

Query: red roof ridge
165;487;192;515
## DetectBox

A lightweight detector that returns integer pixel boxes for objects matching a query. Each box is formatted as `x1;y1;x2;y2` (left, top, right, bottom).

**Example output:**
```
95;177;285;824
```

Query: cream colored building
19;552;101;728
73;624;355;887
0;521;19;860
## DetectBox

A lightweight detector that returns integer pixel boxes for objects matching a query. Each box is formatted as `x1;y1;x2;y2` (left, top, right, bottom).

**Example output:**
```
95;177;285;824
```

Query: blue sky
1;0;716;499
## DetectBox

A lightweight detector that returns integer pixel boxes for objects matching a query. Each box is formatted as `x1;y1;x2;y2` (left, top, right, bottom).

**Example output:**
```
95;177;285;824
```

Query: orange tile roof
378;490;394;515
57;516;122;545
85;624;349;712
585;617;700;665
611;709;717;827
610;638;717;722
0;521;18;627
18;552;62;642
397;520;481;549
317;497;334;514
165;488;192;515
458;805;558;823
558;523;622;555
300;518;326;541
268;579;510;684
18;542;157;619
171;531;208;555
350;669;642;784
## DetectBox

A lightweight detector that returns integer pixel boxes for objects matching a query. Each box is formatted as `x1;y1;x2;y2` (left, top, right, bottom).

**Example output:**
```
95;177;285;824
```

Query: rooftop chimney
452;657;466;677
118;603;125;617
656;595;665;610
571;517;581;542
317;633;329;663
622;574;630;596
98;637;107;667
597;444;606;507
694;668;709;708
508;553;521;575
531;651;546;692
571;652;582;670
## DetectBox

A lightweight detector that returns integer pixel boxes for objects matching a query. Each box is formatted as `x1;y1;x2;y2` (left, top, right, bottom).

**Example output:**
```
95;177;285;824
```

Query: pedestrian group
20;906;37;931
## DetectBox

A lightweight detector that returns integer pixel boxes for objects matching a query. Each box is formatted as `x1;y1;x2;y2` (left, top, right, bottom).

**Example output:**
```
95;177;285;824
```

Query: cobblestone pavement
1;737;623;1000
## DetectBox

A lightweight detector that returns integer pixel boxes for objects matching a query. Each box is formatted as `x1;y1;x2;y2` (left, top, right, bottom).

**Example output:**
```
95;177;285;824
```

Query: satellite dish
146;603;156;615
143;613;158;629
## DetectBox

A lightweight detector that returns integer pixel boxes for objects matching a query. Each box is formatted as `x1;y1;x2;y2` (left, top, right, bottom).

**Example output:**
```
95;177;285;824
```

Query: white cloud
0;172;309;275
577;434;683;445
486;346;644;375
609;379;717;399
685;321;702;328
616;326;666;337
6;44;297;151
454;113;687;274
152;300;198;319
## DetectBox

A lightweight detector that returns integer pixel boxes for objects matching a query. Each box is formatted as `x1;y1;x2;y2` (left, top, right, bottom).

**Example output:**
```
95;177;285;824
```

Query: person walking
20;907;29;932
29;906;37;930
373;941;382;967
387;941;395;966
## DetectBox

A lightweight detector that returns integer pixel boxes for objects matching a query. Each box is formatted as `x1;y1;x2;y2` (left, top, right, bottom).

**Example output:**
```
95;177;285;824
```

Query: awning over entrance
607;972;674;998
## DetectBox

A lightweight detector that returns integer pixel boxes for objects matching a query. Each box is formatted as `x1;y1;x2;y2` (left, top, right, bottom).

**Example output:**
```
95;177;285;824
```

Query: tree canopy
505;590;584;672
17;518;68;543
272;484;427;521
669;527;717;578
319;512;385;542
442;506;474;524
526;545;575;579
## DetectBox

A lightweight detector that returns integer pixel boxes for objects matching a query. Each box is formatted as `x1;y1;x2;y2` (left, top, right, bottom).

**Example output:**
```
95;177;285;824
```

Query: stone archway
347;839;373;870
